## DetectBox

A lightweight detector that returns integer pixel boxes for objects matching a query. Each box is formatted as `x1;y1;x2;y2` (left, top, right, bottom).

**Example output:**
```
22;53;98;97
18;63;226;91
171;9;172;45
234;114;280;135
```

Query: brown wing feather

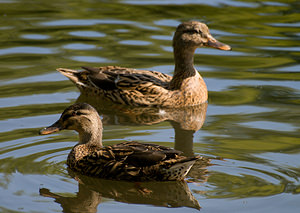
110;142;182;166
71;141;185;180
82;66;171;92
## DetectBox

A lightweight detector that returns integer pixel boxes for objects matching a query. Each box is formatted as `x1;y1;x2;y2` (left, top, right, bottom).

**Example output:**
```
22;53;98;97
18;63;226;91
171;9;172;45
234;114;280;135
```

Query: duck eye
72;111;83;116
184;29;200;34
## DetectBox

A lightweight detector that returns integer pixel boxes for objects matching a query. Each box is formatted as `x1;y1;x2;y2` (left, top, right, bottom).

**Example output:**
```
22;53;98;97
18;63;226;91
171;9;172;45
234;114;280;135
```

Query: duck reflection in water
40;168;205;212
76;94;208;157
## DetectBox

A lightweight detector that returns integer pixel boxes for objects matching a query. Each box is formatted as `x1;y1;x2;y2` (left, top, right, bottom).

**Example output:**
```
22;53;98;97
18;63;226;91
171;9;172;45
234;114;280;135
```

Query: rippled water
0;0;300;212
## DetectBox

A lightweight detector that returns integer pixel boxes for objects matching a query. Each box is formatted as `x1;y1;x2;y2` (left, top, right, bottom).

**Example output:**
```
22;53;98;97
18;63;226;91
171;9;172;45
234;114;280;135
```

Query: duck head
39;103;103;147
173;21;231;51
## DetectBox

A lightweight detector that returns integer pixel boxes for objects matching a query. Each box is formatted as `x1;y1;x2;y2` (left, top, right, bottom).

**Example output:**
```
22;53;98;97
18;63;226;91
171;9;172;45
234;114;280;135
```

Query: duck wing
75;142;198;180
111;141;182;167
57;66;174;106
85;142;181;167
82;66;172;92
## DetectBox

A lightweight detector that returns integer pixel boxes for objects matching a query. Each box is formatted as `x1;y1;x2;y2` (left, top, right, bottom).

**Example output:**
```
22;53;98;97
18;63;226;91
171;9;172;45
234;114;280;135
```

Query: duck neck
170;45;198;90
78;117;103;148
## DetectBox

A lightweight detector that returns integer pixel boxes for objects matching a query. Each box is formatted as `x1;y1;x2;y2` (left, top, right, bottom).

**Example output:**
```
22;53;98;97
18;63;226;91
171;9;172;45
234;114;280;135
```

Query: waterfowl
58;21;231;107
39;103;200;181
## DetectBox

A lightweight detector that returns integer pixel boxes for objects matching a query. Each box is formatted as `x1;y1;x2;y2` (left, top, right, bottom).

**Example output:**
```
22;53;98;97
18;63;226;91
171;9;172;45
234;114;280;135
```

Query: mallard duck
39;103;200;181
57;21;231;107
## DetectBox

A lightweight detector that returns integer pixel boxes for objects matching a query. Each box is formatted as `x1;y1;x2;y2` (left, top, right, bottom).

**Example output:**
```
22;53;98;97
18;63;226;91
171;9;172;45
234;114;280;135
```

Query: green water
0;0;300;212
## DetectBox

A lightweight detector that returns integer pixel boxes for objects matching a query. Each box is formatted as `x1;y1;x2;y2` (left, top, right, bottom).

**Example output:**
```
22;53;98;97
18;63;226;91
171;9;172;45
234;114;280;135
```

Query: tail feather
57;68;82;84
164;156;200;180
81;66;101;74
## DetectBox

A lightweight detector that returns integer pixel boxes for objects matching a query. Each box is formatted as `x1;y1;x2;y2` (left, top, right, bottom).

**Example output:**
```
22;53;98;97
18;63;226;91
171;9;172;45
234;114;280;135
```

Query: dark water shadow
40;168;206;212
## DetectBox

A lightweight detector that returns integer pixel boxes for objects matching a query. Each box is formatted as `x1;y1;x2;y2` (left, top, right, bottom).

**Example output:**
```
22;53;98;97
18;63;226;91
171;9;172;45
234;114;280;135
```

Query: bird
39;103;201;181
57;21;231;107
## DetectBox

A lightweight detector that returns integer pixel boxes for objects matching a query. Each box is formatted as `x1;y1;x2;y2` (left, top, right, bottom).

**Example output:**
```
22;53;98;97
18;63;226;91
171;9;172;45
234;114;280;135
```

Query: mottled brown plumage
57;21;231;107
39;103;200;181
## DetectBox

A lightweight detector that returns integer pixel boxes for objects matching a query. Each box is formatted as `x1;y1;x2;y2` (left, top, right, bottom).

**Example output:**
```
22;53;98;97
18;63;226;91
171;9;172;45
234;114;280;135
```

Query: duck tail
57;68;82;84
166;156;200;180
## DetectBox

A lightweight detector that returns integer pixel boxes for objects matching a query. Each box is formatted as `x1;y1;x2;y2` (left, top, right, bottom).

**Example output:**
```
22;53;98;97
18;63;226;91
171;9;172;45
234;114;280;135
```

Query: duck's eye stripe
184;30;199;34
76;111;88;116
62;114;72;121
62;111;87;121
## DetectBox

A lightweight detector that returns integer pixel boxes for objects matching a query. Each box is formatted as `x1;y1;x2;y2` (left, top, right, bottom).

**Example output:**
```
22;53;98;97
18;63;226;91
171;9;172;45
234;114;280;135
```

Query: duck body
58;65;206;107
67;141;198;181
40;103;199;181
58;21;231;107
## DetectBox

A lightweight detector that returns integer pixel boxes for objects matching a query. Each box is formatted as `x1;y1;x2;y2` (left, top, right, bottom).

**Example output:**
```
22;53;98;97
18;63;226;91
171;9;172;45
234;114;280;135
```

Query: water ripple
119;40;152;46
40;19;159;30
68;31;106;38
62;43;97;50
123;0;258;7
0;92;77;108
239;121;297;132
0;1;300;212
0;46;57;55
70;56;114;63
21;34;51;40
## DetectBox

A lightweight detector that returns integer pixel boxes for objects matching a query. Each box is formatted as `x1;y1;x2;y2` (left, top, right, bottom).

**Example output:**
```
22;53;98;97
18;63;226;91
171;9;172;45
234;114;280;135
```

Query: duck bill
39;120;62;135
205;35;231;51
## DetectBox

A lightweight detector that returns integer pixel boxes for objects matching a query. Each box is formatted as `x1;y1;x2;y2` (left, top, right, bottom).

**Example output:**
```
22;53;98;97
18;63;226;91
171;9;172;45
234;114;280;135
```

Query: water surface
0;0;300;212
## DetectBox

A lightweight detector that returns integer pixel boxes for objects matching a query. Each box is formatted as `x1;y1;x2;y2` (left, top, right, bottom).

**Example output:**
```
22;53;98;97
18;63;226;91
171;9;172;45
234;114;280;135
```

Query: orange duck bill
39;120;62;135
205;35;231;51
